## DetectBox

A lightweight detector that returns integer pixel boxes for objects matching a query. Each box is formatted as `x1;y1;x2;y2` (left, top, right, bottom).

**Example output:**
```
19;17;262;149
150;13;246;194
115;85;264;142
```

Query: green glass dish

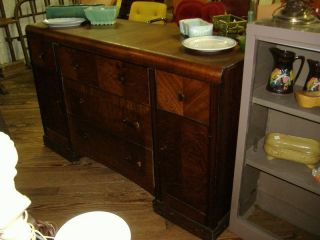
84;6;117;26
212;14;247;38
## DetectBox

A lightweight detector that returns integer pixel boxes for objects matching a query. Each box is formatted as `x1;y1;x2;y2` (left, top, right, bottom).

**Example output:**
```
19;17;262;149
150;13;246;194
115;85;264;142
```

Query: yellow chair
128;1;167;24
115;0;122;17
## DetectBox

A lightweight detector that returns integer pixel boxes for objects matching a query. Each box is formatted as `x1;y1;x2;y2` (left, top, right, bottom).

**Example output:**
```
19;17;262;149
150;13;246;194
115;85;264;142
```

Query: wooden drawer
28;38;55;70
63;79;152;148
57;46;99;85
68;117;154;193
156;70;210;125
57;46;150;105
96;56;150;105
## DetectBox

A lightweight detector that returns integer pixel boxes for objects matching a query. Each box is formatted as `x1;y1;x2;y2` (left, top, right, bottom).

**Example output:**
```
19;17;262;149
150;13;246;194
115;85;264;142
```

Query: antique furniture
229;21;320;239
26;19;244;239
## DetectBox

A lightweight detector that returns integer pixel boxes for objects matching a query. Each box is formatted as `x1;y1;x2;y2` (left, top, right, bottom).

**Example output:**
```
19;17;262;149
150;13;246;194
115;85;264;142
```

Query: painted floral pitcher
303;59;320;96
267;47;305;94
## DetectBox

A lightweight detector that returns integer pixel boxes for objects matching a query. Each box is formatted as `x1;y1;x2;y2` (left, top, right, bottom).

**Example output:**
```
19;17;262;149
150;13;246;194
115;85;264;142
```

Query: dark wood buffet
26;20;244;239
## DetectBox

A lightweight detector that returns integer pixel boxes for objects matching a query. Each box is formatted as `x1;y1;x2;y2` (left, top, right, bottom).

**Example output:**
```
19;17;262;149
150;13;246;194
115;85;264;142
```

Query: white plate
43;18;86;28
182;36;237;53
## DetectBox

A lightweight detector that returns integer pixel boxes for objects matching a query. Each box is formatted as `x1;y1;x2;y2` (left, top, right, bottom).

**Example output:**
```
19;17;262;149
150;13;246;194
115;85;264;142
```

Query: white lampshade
54;211;131;240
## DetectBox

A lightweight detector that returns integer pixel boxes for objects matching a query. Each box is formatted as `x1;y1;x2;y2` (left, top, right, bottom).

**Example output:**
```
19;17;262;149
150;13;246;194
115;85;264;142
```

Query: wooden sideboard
26;20;244;239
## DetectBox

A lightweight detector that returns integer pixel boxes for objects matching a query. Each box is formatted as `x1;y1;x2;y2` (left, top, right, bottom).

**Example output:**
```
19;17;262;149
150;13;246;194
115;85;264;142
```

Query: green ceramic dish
84;6;117;25
212;14;247;38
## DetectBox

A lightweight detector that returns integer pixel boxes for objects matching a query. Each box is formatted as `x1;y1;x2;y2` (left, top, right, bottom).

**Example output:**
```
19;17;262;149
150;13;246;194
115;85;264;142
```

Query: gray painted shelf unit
229;20;320;240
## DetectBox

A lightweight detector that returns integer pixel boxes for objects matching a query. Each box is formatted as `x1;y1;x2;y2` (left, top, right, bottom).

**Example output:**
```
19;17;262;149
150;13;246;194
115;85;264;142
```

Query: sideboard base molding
43;135;78;162
153;200;228;240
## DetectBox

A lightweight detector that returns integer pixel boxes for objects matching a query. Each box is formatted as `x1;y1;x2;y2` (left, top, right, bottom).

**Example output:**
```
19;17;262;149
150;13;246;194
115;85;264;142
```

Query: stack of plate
42;18;86;28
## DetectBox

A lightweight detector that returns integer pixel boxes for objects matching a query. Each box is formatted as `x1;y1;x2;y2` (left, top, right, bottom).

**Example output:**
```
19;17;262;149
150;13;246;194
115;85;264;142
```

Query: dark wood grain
156;110;209;223
156;70;210;125
28;37;73;160
97;56;151;105
207;63;243;227
57;45;151;105
56;45;99;86
26;20;244;240
63;78;153;148
26;20;243;83
0;67;242;240
68;117;154;193
27;37;55;70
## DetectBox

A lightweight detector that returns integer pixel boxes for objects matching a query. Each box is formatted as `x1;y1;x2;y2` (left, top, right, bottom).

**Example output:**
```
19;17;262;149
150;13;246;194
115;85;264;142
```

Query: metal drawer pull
80;131;88;140
122;118;140;129
73;63;80;70
177;92;185;101
79;97;85;104
136;161;142;168
38;53;45;59
118;74;126;84
159;145;167;151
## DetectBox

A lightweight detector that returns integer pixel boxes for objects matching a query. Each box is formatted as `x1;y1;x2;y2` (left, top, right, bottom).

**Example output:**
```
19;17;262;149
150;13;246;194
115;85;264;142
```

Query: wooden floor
0;67;241;240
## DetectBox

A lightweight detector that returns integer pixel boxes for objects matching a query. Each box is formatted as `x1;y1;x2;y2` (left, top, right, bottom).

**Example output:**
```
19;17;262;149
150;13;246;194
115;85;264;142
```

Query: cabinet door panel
68;117;153;193
156;70;210;125
157;110;209;223
33;68;69;139
63;79;152;148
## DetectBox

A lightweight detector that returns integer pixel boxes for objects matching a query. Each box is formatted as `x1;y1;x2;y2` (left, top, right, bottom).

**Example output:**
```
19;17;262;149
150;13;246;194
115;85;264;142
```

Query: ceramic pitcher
303;59;320;96
267;47;305;94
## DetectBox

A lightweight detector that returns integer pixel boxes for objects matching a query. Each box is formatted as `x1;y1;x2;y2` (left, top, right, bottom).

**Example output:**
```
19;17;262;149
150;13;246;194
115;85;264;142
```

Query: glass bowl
84;6;117;25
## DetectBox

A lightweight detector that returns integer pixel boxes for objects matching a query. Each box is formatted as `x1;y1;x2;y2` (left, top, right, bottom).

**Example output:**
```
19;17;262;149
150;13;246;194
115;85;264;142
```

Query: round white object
54;211;131;240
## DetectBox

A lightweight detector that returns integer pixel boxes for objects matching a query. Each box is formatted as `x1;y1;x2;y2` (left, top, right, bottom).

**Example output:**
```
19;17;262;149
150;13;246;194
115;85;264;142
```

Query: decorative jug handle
293;55;305;84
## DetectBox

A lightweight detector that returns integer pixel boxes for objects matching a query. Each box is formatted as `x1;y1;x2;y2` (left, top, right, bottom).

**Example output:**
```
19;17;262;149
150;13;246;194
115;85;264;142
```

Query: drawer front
28;38;55;70
63;79;152;148
156;70;210;125
57;46;150;105
97;56;150;105
68;117;154;193
56;46;99;85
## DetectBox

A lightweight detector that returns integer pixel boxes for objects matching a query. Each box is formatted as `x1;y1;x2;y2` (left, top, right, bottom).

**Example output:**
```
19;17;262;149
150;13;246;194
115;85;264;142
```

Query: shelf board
246;138;320;195
241;205;320;240
252;85;320;123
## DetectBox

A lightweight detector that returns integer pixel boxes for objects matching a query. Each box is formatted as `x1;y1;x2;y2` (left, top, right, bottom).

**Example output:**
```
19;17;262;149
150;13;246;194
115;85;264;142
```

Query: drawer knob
79;131;88;140
177;92;185;101
79;97;85;104
118;75;126;84
159;145;167;151
136;161;142;168
122;118;140;129
38;53;45;59
73;63;80;70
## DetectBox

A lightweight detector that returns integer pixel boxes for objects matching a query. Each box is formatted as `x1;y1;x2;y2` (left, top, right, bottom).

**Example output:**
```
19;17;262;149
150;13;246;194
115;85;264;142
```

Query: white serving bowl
179;18;213;38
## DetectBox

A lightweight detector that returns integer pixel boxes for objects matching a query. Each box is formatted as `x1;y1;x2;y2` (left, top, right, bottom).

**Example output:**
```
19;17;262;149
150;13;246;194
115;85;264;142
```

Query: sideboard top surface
26;19;244;82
